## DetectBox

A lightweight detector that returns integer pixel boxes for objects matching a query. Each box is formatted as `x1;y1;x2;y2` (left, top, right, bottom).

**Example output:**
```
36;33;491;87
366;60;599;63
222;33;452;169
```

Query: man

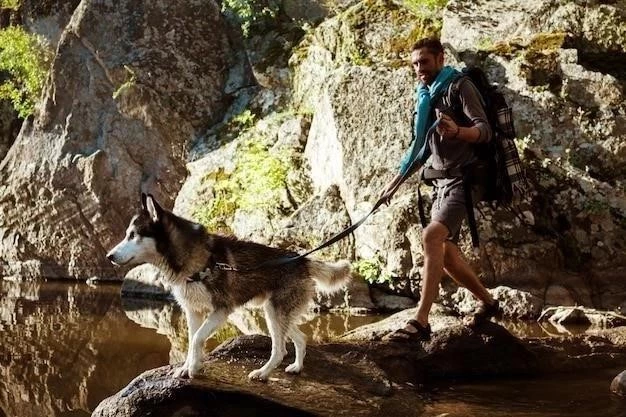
382;38;500;342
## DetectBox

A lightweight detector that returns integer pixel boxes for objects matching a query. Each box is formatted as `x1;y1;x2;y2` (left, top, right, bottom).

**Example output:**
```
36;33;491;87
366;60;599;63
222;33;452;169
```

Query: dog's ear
146;194;163;223
141;193;148;211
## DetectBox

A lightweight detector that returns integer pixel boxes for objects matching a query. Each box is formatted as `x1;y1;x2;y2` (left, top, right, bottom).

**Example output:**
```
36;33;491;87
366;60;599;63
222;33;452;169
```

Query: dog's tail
308;259;352;294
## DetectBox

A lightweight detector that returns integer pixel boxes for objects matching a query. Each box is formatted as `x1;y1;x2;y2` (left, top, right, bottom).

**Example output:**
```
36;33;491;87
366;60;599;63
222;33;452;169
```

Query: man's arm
436;79;492;143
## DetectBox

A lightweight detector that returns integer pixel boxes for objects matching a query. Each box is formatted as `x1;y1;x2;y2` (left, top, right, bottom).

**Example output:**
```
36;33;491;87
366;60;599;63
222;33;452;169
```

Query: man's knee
422;222;449;248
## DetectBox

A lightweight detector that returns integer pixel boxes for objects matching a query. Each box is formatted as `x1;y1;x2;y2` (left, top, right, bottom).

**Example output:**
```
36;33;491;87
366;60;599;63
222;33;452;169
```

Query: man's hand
378;174;402;205
435;110;459;140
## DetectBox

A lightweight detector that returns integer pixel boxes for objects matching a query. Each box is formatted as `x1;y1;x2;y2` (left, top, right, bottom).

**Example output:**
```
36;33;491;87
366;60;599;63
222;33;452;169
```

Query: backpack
450;67;529;207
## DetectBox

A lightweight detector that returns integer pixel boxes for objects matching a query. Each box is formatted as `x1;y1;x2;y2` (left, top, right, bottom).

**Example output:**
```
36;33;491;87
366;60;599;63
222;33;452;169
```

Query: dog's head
106;193;165;267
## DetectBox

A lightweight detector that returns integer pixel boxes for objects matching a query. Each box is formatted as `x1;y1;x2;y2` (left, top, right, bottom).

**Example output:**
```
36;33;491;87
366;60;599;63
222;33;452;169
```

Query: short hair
411;38;444;56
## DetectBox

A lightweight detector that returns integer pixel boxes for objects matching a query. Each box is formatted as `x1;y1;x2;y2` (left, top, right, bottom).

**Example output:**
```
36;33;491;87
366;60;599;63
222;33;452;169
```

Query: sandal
465;299;501;327
384;319;431;342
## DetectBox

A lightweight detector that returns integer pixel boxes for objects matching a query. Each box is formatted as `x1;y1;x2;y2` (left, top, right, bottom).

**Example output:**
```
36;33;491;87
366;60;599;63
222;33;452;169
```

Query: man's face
411;48;444;85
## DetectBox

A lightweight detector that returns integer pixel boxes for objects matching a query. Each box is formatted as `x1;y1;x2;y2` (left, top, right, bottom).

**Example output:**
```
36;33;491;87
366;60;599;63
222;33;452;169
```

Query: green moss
478;31;566;57
388;17;442;57
211;323;242;344
235;140;288;212
0;26;52;118
193;168;238;234
347;0;445;64
192;138;290;233
0;0;19;9
112;65;136;99
583;198;610;216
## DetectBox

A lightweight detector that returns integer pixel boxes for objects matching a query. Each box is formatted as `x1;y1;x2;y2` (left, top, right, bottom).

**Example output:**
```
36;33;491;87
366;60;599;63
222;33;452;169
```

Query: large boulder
0;0;252;280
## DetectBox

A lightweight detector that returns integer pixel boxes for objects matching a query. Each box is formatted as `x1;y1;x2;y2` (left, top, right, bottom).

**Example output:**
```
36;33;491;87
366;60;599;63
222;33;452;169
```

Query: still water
0;280;383;417
0;280;625;417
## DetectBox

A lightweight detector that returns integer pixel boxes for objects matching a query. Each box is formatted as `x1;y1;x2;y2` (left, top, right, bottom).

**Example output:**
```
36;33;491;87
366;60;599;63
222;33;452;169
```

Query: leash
205;121;442;274
211;186;399;273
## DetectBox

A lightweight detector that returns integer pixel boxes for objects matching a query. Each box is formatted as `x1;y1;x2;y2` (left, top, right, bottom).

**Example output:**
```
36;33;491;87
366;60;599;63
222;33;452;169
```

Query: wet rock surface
93;335;425;417
612;370;626;397
93;321;626;416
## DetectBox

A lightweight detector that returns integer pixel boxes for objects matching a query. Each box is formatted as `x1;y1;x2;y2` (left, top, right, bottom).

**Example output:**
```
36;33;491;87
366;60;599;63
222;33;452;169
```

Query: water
421;369;626;417
0;280;384;417
0;280;625;417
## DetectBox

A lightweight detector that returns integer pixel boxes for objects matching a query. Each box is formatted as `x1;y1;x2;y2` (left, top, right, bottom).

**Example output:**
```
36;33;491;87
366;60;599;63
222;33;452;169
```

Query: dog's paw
284;362;303;374
172;365;190;379
247;368;270;382
187;362;203;379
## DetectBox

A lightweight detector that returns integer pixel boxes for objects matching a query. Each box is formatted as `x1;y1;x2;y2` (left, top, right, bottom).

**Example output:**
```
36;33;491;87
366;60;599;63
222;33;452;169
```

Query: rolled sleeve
458;79;492;143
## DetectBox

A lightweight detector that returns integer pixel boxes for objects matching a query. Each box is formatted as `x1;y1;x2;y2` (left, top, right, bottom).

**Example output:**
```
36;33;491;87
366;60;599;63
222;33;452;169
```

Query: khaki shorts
430;179;484;243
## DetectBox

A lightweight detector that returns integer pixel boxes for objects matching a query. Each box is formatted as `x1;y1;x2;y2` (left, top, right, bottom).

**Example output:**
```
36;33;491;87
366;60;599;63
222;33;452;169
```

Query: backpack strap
461;170;480;250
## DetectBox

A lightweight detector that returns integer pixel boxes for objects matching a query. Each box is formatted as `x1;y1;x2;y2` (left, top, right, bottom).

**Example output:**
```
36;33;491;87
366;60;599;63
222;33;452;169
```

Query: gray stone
611;370;626;397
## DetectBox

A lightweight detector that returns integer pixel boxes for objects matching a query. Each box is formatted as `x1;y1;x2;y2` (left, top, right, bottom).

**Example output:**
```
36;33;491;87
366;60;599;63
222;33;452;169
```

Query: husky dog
106;194;351;381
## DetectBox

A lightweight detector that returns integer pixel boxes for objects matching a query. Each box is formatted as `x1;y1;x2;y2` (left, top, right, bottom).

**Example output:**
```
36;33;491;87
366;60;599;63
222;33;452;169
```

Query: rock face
283;0;626;310
0;101;20;161
1;0;625;315
0;0;252;279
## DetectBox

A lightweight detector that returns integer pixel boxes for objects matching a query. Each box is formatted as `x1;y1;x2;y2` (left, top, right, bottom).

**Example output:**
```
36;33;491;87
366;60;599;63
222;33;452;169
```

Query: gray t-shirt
427;77;492;187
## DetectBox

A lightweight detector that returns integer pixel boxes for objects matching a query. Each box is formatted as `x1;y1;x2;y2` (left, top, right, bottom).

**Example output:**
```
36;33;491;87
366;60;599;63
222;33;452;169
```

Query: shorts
430;179;484;243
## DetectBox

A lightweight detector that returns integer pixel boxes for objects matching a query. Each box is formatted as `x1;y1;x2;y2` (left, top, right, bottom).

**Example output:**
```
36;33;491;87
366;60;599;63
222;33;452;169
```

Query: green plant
193;168;239;234
352;256;391;284
0;26;52;117
221;0;280;38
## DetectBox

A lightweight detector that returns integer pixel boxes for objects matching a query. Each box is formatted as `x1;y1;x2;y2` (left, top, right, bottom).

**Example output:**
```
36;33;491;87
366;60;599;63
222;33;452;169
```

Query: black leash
212;186;399;273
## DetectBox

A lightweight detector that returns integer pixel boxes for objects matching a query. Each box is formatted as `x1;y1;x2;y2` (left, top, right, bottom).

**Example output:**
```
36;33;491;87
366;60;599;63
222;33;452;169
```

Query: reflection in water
121;297;387;363
0;281;386;417
0;281;170;417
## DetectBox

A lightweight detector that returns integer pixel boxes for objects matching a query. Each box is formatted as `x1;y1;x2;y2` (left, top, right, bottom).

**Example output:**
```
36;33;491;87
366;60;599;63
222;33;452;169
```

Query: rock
315;275;376;312
369;287;415;311
18;0;81;47
93;335;425;417
538;306;626;328
93;321;626;415
0;0;252;279
440;286;543;320
0;100;20;161
274;185;354;260
341;306;462;341
544;284;576;306
611;370;626;397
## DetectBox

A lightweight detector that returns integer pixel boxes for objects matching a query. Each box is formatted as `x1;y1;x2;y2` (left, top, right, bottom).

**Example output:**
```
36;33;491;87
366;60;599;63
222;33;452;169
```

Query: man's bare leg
414;221;449;327
443;241;493;304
